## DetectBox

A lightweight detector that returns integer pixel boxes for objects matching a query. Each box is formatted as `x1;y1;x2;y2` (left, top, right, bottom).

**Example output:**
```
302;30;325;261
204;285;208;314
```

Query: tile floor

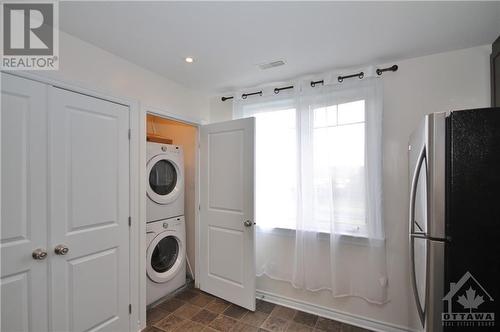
144;286;372;332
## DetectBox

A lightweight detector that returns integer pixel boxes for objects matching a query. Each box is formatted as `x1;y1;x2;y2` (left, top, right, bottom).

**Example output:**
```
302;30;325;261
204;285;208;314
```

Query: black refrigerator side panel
492;35;500;106
444;115;451;329
445;107;500;331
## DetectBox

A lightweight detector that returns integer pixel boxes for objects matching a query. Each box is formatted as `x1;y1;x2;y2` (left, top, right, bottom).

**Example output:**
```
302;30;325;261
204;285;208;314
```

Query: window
312;100;366;235
236;81;382;238
254;108;297;231
247;81;386;303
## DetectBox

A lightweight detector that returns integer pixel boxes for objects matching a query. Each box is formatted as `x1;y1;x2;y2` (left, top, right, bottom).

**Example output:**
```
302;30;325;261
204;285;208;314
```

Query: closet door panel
1;73;49;332
48;87;130;332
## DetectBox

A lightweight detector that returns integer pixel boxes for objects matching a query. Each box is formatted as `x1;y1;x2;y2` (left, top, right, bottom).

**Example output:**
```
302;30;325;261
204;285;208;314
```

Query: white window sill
257;226;384;247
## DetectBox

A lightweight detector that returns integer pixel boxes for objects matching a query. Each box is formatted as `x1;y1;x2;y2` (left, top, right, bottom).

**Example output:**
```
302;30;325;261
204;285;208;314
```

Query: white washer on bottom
146;216;186;305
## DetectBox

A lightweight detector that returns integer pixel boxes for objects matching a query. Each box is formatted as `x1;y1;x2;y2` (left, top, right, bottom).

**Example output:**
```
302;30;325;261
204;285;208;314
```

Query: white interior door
199;118;256;310
1;74;49;332
48;87;130;332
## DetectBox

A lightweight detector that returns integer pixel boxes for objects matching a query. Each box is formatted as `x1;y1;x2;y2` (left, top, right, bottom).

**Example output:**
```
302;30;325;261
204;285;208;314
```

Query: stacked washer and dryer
146;142;186;305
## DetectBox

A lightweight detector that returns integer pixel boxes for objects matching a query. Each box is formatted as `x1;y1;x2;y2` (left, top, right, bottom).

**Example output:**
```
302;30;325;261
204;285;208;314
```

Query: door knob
243;220;255;227
32;248;47;260
54;244;69;255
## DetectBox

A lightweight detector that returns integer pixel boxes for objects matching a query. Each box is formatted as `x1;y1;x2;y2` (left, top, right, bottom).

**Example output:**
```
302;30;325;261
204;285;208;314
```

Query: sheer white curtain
234;78;388;304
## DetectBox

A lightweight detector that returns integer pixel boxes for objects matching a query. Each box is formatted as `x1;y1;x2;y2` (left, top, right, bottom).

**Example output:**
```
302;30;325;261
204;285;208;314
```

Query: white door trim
147;106;203;127
1;70;142;332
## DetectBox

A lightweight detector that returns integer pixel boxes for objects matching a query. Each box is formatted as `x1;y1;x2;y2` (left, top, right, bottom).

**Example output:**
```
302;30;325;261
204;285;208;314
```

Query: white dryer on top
147;142;184;222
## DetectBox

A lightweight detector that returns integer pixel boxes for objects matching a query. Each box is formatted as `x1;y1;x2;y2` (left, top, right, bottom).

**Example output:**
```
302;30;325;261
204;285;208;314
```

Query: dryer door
147;232;185;283
147;154;183;204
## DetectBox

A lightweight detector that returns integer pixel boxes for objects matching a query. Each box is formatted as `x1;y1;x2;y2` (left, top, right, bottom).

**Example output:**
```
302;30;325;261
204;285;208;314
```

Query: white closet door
199;118;256;310
1;73;49;332
48;87;130;332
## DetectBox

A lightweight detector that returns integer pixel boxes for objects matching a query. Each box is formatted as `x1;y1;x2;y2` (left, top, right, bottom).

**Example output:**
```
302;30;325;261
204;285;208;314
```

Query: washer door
147;154;182;204
147;232;184;283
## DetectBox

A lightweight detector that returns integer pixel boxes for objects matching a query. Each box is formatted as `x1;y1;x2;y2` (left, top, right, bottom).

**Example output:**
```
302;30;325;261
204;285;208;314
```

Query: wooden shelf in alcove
147;134;173;145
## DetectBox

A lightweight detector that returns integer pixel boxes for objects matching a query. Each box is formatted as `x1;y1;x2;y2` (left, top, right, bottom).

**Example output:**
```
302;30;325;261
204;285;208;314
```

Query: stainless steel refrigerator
408;108;500;332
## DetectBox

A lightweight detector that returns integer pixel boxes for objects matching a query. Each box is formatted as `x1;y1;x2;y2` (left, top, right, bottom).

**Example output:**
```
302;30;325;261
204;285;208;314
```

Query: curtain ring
274;88;279;94
337;76;343;83
242;94;247;99
358;72;364;79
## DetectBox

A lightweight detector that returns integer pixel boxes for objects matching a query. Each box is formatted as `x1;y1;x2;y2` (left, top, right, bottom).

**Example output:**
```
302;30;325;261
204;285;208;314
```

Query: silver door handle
243;220;255;227
409;235;426;327
409;146;427;328
32;248;47;260
54;244;69;255
409;146;426;235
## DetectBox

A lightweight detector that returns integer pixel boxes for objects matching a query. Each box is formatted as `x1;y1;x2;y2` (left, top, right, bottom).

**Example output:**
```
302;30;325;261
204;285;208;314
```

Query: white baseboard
256;289;417;332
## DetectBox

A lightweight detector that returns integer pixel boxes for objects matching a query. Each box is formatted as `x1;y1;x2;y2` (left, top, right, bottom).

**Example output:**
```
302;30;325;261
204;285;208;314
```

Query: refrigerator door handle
410;235;427;328
409;146;426;235
409;145;427;328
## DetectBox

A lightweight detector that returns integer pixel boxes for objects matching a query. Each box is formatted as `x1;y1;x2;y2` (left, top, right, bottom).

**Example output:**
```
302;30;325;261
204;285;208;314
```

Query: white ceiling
60;2;500;94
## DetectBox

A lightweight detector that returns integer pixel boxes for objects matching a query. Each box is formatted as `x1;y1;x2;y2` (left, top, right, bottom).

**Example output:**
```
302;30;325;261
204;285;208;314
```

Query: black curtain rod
220;84;294;101
220;64;398;101
338;71;364;83
376;64;398;75
274;85;294;94
242;90;262;99
310;80;324;87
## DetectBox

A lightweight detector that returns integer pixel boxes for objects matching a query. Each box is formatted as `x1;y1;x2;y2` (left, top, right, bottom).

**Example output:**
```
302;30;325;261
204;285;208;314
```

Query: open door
199;118;256;310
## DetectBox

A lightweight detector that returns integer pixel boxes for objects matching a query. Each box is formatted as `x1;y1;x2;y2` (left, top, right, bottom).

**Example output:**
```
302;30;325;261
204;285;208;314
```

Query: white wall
208;45;491;331
34;31;211;123
209;97;233;123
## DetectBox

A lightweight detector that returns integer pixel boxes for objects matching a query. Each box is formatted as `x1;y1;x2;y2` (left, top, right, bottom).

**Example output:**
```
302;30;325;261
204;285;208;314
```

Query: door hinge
199;204;201;211
128;216;131;227
128;129;131;140
129;304;132;314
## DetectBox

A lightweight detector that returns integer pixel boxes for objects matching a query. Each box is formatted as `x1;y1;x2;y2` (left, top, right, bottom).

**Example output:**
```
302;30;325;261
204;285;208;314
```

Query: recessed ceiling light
185;57;194;63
